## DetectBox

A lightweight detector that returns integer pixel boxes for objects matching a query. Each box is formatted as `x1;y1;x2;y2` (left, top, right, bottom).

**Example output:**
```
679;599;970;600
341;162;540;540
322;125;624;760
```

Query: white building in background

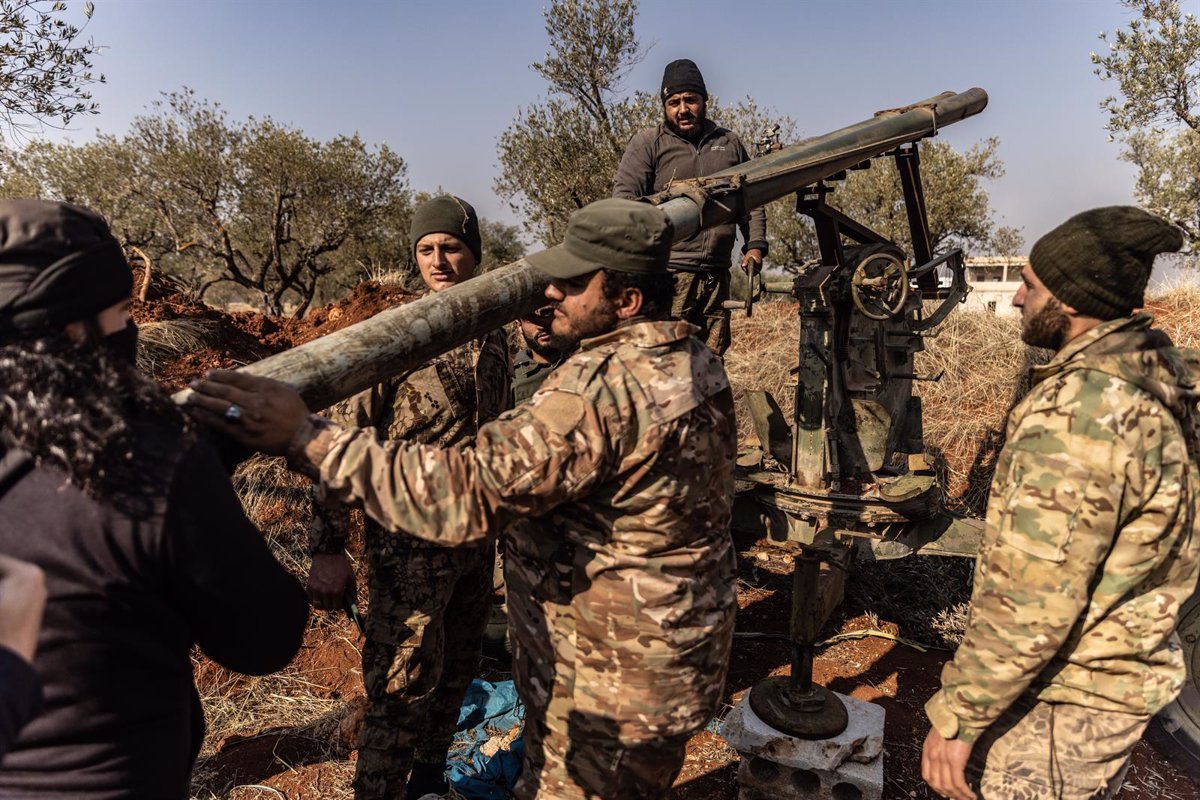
962;256;1025;316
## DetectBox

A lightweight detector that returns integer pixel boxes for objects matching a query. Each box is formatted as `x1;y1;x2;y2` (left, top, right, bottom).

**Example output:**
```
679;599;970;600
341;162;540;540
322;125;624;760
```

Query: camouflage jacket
307;327;510;553
293;320;740;740
926;314;1200;743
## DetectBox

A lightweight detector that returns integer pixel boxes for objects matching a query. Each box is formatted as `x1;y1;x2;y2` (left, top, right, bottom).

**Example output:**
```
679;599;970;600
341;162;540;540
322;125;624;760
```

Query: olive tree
1093;0;1200;246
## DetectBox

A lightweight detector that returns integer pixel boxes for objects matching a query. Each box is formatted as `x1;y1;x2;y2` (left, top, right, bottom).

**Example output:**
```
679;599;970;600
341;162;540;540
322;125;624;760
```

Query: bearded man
0;198;307;799
188;197;739;800
511;304;563;406
613;58;767;355
921;206;1200;800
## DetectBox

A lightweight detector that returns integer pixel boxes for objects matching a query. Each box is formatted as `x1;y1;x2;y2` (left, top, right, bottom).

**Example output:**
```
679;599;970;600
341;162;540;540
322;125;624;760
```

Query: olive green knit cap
526;198;673;279
1029;206;1184;320
409;195;482;264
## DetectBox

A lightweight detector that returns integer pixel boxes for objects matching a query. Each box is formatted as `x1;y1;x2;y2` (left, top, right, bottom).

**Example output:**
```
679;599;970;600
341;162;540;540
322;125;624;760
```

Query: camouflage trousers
968;696;1149;800
671;268;730;356
353;539;491;800
504;528;730;799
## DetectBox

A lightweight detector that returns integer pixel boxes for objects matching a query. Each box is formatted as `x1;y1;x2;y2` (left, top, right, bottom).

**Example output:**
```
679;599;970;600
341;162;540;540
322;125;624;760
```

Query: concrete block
720;690;884;770
735;753;882;800
720;690;884;800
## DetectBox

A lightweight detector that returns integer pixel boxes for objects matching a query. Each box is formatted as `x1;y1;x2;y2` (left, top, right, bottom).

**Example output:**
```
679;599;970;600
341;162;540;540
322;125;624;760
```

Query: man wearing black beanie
613;58;767;355
922;206;1200;800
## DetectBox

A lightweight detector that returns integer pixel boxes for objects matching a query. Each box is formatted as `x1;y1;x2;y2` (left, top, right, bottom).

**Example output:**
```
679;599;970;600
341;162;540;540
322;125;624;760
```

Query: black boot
405;761;449;799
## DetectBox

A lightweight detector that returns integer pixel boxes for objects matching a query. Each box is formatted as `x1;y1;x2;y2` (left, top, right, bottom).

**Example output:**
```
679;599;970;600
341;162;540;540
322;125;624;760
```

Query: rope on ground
732;628;931;653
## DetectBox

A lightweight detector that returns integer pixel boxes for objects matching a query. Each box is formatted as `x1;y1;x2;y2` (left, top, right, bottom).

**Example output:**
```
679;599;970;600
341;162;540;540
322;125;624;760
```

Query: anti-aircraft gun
175;87;988;738
162;89;1159;764
175;86;1200;766
174;88;991;742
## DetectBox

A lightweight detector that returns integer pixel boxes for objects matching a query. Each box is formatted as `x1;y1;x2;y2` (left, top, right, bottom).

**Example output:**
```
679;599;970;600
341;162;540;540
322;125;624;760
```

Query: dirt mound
291;281;418;344
131;275;416;392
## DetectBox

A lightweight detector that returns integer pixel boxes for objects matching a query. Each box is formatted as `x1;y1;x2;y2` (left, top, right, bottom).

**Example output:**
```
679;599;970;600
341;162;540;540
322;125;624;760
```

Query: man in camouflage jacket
188;198;739;800
922;206;1200;800
305;195;510;800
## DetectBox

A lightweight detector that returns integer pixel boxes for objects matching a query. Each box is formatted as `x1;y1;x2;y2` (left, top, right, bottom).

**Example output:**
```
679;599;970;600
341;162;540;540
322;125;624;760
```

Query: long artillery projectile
173;88;987;412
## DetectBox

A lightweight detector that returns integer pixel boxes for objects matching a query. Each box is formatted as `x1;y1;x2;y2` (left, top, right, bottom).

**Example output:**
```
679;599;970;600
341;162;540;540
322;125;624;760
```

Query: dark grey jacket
613;119;768;271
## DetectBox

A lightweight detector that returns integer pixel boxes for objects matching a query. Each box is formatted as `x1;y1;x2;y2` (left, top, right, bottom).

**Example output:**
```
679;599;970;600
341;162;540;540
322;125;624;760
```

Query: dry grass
1145;282;1200;349
189;456;358;799
724;299;798;444
137;319;221;376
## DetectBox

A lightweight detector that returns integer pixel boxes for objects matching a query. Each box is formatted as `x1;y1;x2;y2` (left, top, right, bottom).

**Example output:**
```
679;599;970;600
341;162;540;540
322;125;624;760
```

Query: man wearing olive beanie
408;194;483;268
305;193;510;799
923;206;1200;800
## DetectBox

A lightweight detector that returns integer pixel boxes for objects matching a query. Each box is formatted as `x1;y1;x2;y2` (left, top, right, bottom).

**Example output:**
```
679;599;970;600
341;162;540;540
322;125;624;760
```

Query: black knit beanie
1030;206;1184;320
410;195;482;264
0;198;132;340
661;59;707;103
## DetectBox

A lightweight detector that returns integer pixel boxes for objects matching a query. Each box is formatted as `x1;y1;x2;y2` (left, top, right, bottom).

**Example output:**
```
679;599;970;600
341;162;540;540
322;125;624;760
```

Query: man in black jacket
613;58;768;355
0;198;308;799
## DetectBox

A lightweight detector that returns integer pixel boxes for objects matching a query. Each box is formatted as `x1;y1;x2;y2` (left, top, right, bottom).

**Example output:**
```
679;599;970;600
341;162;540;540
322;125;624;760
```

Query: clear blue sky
33;0;1161;255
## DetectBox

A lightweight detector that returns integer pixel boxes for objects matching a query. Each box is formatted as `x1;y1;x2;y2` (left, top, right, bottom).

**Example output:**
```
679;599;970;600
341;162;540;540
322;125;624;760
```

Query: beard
1021;298;1071;350
547;297;619;354
523;329;559;361
0;332;188;517
665;109;706;141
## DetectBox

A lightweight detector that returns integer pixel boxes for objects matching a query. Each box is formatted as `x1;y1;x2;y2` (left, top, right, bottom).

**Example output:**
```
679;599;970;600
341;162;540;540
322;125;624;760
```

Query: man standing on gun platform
613;58;767;355
303;195;510;800
921;207;1200;800
187;197;739;800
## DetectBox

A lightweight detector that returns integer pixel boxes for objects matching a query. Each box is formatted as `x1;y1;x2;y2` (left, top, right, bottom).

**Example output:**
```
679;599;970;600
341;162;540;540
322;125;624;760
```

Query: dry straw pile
725;283;1200;512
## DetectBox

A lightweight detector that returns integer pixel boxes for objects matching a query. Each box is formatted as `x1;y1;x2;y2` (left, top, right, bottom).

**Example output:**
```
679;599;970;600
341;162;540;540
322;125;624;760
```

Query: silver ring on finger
224;403;243;423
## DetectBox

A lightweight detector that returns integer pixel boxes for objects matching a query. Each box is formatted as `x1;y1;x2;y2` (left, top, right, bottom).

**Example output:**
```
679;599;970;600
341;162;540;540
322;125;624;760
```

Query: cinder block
720;691;884;800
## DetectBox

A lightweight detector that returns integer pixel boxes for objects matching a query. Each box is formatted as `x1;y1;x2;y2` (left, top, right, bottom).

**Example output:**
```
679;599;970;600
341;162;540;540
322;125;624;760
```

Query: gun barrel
174;88;987;412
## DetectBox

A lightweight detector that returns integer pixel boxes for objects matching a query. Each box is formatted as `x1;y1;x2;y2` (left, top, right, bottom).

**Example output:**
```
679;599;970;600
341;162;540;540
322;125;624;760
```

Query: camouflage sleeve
308;387;382;554
294;388;611;546
925;372;1129;742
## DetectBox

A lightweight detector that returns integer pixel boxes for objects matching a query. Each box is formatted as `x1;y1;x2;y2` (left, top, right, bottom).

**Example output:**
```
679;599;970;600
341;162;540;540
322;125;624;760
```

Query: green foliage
1;90;413;316
1094;0;1200;246
1093;0;1200;134
495;0;659;245
480;217;527;269
0;0;103;138
1123;127;1200;240
988;225;1025;258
